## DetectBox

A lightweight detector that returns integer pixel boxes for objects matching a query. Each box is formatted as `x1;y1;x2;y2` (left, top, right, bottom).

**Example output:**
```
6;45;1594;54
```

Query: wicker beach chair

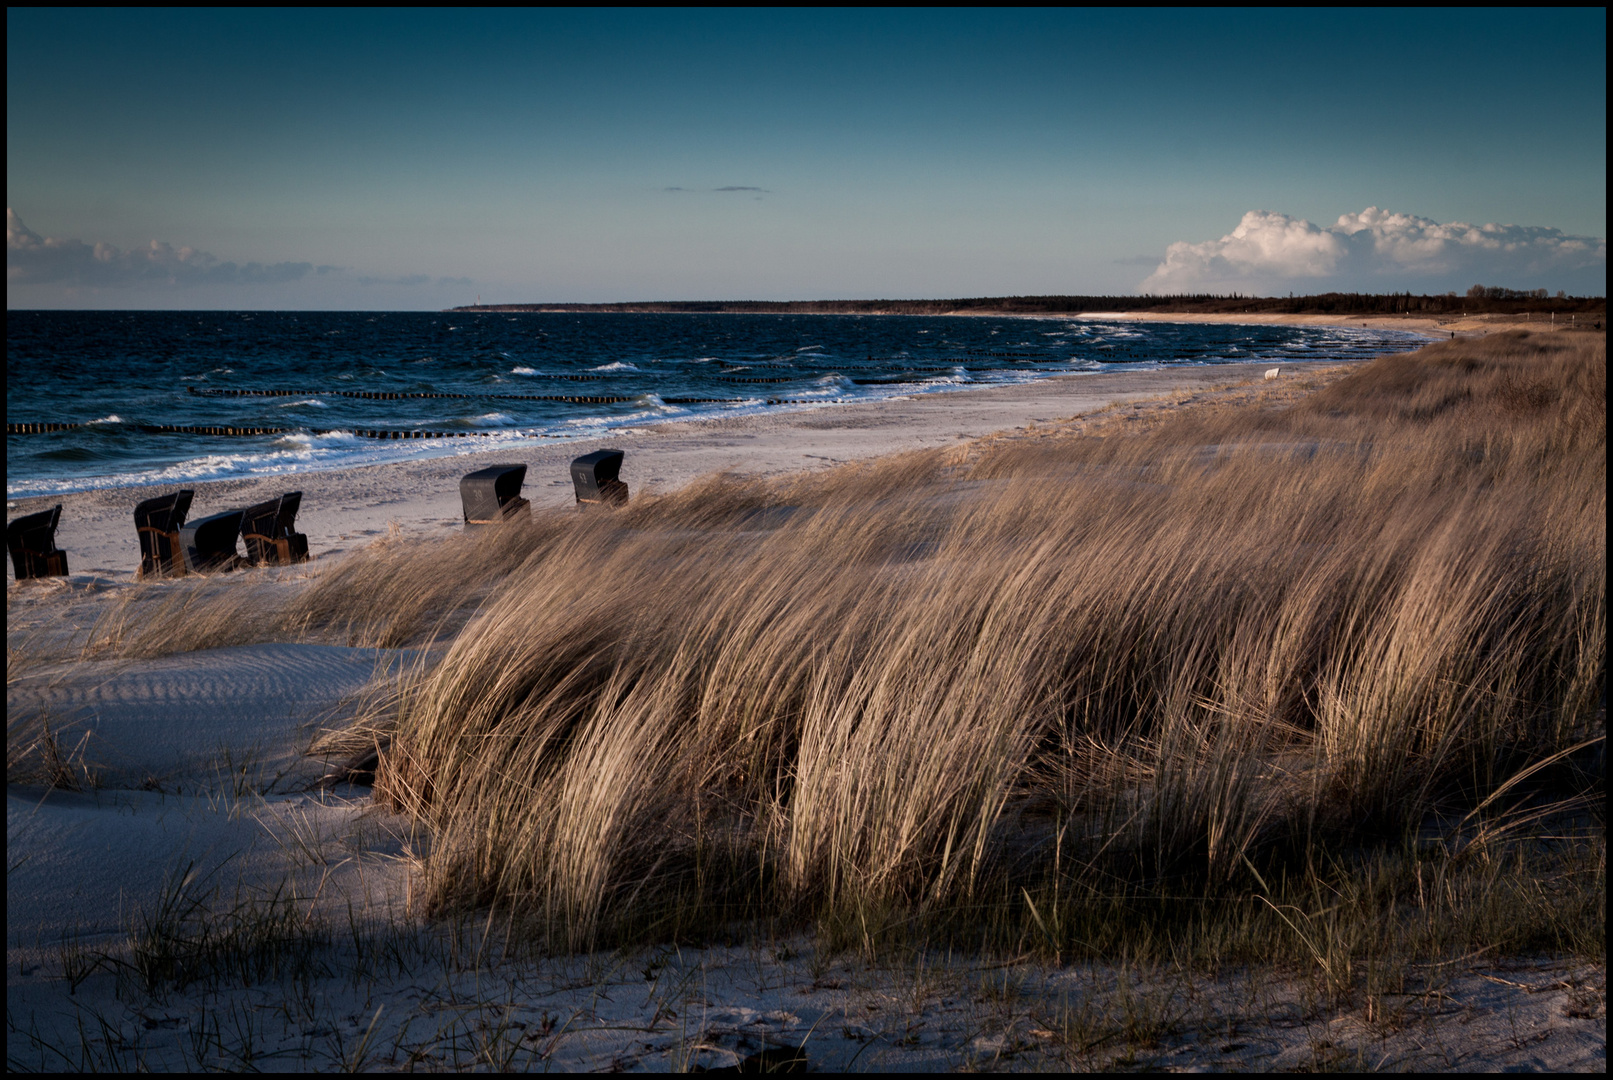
179;508;245;573
241;492;310;565
570;450;628;508
460;464;531;525
7;505;69;580
134;489;194;578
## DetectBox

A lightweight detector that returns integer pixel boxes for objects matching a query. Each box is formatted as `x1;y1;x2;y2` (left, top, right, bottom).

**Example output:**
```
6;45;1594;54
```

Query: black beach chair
7;505;69;580
460;464;530;525
134;489;194;578
570;450;628;508
179;509;245;573
241;492;310;565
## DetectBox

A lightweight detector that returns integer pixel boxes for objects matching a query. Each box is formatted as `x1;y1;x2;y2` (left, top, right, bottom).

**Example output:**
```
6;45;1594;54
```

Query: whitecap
87;415;122;425
274;430;360;448
277;399;327;408
590;361;640;372
511;366;538;375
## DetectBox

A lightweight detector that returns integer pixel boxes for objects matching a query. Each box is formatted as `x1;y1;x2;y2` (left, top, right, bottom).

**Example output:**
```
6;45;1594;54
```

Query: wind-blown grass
43;333;1602;964
353;331;1602;952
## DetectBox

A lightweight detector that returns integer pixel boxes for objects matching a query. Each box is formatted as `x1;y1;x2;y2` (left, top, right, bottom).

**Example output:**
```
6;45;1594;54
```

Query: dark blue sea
5;311;1428;498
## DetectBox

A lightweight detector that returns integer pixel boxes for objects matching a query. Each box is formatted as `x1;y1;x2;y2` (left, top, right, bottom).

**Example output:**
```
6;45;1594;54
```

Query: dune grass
37;331;1604;974
340;331;1601;960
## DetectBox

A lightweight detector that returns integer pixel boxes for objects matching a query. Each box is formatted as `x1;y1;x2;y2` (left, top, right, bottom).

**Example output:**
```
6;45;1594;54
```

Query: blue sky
6;8;1606;308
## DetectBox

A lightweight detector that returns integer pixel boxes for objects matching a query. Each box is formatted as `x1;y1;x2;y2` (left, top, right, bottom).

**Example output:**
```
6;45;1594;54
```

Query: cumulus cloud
1140;207;1606;295
6;208;334;287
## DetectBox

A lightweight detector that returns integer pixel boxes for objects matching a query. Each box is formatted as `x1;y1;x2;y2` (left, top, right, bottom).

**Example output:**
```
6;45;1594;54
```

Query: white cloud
1140;207;1606;295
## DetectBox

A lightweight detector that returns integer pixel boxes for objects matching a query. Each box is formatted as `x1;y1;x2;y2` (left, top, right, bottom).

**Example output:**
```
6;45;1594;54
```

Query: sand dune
6;350;1601;1072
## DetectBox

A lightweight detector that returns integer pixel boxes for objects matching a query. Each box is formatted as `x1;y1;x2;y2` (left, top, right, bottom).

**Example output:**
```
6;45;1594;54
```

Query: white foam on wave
511;366;538;375
277;399;327;408
629;394;685;414
273;429;361;449
590;361;640;372
87;415;122;425
474;413;516;426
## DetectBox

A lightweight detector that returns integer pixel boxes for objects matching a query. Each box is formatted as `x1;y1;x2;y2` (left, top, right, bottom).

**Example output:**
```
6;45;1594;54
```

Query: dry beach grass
8;331;1604;1069
373;330;1604;954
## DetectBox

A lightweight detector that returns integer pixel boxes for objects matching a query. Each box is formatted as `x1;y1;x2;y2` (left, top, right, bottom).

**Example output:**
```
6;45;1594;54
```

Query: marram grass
367;331;1603;952
51;332;1604;963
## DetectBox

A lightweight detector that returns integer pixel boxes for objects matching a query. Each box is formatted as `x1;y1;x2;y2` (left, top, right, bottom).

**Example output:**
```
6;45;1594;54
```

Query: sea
5;311;1429;499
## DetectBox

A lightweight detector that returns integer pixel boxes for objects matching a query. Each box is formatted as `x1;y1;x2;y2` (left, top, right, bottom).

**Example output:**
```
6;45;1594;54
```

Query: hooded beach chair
179;508;245;573
460;464;531;525
570;450;628;508
241;492;310;565
134;489;194;578
7;505;69;580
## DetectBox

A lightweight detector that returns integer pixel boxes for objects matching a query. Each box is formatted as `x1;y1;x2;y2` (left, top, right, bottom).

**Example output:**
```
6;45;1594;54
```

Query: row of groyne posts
4;361;1051;439
6;450;628;582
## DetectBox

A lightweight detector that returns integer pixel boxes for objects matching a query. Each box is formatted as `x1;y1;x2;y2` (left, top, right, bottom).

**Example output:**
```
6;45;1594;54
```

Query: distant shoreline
440;304;1605;338
447;293;1606;321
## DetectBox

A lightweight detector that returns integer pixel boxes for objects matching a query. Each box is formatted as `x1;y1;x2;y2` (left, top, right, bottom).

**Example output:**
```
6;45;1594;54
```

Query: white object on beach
1264;367;1280;380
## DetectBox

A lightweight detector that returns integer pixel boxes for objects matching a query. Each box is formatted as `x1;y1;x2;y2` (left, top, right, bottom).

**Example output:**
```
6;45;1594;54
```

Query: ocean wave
630;394;684;413
274;430;361;448
6;313;1431;498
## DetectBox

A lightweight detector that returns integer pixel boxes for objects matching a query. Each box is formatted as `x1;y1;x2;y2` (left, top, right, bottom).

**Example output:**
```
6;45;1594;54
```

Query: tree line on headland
452;287;1605;317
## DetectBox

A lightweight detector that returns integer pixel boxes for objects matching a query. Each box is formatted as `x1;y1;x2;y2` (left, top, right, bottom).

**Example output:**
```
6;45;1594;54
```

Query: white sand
8;358;1603;1071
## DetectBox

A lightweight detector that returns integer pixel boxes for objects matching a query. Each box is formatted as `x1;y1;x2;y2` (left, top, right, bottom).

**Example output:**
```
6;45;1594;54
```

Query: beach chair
570;450;628;508
241;492;310;565
460;464;531;525
179;509;245;573
7;505;69;580
134;489;194;578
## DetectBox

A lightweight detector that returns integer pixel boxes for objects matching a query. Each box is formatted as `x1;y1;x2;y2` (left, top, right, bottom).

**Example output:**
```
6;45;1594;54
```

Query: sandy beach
8;361;1324;582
